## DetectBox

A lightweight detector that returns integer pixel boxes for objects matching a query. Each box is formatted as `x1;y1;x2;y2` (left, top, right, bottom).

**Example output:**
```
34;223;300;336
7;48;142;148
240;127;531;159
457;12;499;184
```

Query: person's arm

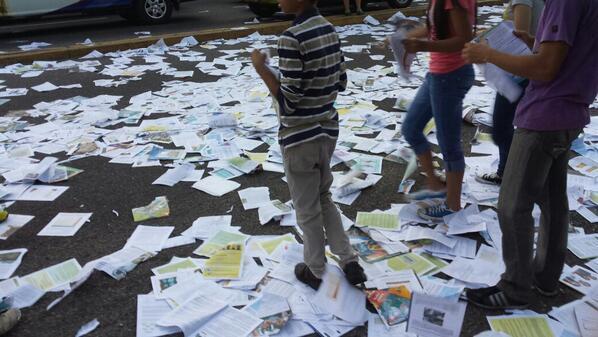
512;3;532;33
462;41;569;82
252;50;280;97
403;6;473;53
406;25;428;39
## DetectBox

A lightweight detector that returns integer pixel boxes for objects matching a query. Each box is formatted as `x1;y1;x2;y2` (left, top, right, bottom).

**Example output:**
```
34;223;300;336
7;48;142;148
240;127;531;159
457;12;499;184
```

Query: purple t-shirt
514;0;598;131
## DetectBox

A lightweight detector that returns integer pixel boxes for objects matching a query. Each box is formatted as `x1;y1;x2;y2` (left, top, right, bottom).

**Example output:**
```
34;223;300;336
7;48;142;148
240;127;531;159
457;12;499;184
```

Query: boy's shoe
343;261;367;286
295;263;322;290
0;309;21;335
408;188;447;201
475;172;502;185
344;10;351;16
417;202;455;222
466;286;529;310
356;9;365;15
534;284;561;297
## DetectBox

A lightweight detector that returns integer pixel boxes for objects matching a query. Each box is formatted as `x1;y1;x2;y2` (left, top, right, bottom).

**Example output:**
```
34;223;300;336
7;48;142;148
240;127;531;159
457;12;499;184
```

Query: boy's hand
402;38;425;54
462;40;492;64
251;49;267;71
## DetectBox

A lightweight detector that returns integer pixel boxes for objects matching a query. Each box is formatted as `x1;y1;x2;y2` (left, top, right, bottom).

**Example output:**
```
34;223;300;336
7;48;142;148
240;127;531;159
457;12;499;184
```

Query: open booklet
476;21;531;103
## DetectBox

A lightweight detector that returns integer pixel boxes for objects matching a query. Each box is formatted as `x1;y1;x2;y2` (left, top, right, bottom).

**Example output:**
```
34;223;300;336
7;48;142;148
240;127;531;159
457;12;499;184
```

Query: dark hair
426;0;477;40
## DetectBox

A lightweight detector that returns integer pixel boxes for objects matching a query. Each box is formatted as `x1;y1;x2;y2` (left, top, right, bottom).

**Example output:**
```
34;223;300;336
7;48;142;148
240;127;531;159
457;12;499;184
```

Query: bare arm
512;4;532;33
406;25;428;39
463;41;569;82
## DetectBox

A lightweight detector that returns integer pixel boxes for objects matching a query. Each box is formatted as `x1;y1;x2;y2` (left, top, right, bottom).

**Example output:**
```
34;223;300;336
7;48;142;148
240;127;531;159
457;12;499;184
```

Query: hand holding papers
474;22;531;102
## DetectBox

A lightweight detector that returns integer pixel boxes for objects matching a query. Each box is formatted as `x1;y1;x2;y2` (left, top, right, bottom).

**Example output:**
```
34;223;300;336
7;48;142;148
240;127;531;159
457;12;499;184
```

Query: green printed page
259;234;297;255
387;253;435;276
193;230;248;257
355;212;399;230
488;315;555;337
23;258;82;291
152;258;199;275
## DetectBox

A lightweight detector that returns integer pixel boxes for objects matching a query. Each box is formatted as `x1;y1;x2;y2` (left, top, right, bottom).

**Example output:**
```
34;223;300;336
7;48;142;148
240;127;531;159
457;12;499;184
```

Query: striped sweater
275;7;347;148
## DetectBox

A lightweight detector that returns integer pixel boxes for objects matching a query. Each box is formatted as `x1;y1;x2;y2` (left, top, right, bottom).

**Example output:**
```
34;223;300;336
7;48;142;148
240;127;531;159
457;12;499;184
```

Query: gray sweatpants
282;137;357;278
497;128;581;301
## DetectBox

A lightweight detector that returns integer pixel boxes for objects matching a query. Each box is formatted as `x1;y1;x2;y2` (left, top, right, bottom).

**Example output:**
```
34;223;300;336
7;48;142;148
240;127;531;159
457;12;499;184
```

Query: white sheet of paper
16;185;69;201
237;187;270;210
137;294;180;337
0;214;34;240
406;292;467;337
311;265;368;325
0;248;27;279
125;225;174;252
152;163;195;187
192;176;240;196
38;213;92;237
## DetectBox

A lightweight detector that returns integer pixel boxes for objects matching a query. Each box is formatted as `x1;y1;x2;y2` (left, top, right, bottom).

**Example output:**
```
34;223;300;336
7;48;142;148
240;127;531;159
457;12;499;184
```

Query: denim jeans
497;128;582;301
492;80;529;176
402;65;474;172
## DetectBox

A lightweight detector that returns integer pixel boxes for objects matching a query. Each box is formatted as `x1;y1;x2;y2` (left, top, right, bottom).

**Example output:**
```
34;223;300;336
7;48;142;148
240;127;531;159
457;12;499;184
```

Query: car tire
387;0;413;9
130;0;173;24
248;3;278;18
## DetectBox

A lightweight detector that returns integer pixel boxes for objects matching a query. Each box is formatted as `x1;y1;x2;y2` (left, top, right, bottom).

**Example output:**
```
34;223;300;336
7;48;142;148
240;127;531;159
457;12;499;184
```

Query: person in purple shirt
461;0;598;309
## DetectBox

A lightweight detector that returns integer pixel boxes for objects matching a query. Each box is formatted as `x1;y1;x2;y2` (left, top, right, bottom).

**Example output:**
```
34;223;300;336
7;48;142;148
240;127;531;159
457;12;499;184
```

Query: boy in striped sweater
251;0;366;290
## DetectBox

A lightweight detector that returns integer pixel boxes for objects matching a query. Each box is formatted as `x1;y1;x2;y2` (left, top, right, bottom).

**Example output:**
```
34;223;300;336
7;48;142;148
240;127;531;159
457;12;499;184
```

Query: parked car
0;0;195;24
243;0;413;17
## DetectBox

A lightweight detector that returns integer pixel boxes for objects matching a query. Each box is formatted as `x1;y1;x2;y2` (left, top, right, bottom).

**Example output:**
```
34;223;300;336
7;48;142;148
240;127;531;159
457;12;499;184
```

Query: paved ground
0;9;595;337
0;0;413;53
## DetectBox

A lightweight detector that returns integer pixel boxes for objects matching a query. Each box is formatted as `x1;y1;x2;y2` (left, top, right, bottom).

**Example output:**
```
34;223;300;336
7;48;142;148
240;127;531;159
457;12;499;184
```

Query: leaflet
193;230;249;257
125;225;174;252
37;212;92;237
157;293;228;336
22;258;82;291
487;314;555;337
237;187;271;210
137;294;180;337
568;234;598;259
152;163;195;186
0;248;27;279
355;212;400;231
0;214;34;240
203;244;244;280
406;292;467;337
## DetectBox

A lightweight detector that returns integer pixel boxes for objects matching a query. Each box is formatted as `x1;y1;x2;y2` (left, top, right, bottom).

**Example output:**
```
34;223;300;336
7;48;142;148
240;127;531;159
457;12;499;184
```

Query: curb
0;0;503;66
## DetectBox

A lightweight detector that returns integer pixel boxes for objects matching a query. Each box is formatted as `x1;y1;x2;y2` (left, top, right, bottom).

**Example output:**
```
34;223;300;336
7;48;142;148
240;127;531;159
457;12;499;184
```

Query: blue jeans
402;65;474;172
492;80;529;176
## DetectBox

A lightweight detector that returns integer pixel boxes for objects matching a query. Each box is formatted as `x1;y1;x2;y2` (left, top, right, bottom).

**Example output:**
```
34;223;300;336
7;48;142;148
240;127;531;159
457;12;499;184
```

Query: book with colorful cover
366;286;412;327
352;238;400;263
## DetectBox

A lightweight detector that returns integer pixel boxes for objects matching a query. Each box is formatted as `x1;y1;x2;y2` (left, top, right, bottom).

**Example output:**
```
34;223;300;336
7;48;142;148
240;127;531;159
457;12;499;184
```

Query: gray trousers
282;137;357;278
497;128;581;301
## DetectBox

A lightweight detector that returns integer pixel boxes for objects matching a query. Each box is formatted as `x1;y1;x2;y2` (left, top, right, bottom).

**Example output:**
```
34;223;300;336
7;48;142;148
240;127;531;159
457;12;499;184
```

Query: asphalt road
0;11;595;337
0;0;410;53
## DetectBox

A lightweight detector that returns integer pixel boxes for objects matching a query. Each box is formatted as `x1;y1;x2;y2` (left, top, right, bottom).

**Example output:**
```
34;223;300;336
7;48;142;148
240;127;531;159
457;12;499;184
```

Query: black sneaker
475;172;502;185
534;284;561;297
343;261;367;286
294;263;322;290
466;286;529;310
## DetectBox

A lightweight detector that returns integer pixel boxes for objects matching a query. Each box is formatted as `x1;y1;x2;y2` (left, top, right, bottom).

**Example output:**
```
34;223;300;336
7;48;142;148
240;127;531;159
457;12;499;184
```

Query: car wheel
248;3;278;17
387;0;413;9
131;0;173;24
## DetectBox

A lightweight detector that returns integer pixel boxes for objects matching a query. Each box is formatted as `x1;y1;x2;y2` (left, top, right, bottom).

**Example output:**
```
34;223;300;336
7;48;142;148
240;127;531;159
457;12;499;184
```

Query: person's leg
533;129;582;293
355;0;363;14
497;129;555;300
428;66;473;211
401;75;444;192
319;137;366;285
282;141;327;279
342;0;351;14
319;137;356;265
491;93;517;177
466;128;554;309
